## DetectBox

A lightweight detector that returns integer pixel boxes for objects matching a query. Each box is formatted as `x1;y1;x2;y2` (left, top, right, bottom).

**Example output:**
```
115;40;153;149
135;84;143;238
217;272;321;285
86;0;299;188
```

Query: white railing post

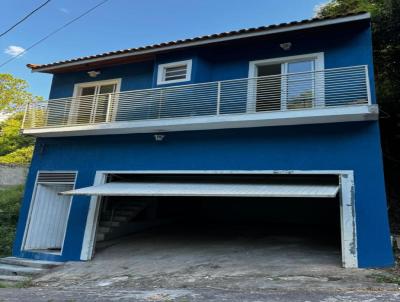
91;96;98;124
364;65;372;105
21;103;29;129
105;93;113;122
32;104;37;128
157;89;164;119
216;81;221;115
281;74;288;111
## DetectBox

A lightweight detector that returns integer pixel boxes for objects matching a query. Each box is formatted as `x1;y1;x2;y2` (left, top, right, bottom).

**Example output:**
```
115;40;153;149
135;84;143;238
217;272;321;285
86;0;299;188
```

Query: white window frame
69;78;122;124
157;60;192;85
247;53;325;113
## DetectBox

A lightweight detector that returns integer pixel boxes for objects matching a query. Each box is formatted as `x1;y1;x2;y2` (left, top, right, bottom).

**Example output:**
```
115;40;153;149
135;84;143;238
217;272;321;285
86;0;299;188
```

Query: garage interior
86;173;343;266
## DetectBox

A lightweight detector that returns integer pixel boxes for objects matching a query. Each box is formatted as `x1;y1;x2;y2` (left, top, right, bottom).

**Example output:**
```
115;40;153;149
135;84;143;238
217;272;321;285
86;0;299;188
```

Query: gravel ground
1;287;400;302
1;225;399;301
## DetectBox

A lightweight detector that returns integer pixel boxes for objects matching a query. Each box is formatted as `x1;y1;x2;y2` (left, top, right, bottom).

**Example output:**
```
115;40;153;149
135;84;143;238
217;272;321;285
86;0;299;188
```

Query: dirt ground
1;225;400;301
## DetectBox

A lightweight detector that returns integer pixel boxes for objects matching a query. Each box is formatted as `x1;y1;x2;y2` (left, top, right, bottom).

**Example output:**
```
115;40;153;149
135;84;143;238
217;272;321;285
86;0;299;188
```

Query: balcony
22;65;377;137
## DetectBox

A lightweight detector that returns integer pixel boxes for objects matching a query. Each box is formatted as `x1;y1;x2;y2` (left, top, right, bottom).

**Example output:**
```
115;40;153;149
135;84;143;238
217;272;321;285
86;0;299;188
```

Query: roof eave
29;12;371;74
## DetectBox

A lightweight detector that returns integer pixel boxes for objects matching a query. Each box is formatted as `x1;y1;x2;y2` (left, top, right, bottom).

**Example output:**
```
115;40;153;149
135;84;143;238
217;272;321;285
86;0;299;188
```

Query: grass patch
0;279;33;289
367;252;400;286
0;282;8;288
14;279;33;288
369;273;400;285
0;185;23;257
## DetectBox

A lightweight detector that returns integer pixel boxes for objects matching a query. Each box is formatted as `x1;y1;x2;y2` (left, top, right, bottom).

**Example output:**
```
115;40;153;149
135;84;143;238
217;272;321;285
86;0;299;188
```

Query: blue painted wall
14;19;393;267
13;121;393;267
49;20;376;103
47;21;376;121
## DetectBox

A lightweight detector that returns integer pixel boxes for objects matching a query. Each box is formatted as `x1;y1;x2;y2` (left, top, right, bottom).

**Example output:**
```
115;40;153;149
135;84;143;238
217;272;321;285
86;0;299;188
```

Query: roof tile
27;12;368;71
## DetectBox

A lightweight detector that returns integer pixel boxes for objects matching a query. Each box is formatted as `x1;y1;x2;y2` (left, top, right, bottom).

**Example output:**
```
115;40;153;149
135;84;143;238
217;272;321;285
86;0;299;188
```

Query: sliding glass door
71;81;119;125
252;55;322;112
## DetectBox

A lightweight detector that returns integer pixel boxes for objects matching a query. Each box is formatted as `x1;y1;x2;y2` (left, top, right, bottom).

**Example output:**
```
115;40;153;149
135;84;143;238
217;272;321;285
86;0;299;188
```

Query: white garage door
60;181;339;198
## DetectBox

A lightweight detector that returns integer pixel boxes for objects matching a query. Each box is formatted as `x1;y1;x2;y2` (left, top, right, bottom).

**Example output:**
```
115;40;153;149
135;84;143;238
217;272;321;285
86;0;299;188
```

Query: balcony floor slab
22;105;378;137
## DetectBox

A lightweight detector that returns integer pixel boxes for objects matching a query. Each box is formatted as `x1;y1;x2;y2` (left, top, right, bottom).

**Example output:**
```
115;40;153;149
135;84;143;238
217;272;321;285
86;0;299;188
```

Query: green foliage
369;273;400;285
0;146;34;164
0;113;35;157
0;74;41;113
315;0;381;17
0;185;24;257
0;74;38;164
316;0;400;103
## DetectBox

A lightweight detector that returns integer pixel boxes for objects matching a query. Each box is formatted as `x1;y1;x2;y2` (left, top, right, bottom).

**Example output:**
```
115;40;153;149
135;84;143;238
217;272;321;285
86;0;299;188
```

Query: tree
0;74;39;164
316;0;400;104
0;112;35;157
0;185;24;256
315;0;381;17
0;74;41;113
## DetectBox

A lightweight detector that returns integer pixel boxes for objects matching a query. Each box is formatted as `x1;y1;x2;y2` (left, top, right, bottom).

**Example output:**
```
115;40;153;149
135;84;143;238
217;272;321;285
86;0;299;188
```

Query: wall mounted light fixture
87;70;101;78
154;134;165;141
280;42;292;51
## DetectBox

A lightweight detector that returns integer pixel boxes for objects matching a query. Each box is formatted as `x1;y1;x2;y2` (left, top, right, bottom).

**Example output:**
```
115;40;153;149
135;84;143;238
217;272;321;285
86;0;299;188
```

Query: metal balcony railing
22;65;371;130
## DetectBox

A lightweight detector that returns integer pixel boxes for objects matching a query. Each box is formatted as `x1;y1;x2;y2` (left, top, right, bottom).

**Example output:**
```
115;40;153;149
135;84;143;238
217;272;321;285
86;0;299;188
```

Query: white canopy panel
60;181;339;198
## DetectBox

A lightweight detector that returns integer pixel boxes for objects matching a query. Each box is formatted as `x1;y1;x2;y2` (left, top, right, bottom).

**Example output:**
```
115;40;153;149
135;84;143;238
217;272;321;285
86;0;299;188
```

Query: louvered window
157;60;192;84
37;172;77;184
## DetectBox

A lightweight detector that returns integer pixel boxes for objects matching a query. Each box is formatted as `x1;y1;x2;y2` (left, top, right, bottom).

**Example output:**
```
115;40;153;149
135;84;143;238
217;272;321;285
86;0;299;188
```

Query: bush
0;146;34;164
0;185;23;257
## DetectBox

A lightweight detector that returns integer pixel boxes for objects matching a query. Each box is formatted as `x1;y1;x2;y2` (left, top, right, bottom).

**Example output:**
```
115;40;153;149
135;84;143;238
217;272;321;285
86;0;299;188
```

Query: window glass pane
287;60;313;73
80;86;96;96
99;84;117;94
287;60;314;109
257;64;281;76
96;84;117;123
256;63;281;112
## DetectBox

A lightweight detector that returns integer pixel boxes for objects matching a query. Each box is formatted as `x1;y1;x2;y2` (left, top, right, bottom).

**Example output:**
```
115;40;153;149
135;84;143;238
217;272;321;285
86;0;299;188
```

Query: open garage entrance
62;171;357;268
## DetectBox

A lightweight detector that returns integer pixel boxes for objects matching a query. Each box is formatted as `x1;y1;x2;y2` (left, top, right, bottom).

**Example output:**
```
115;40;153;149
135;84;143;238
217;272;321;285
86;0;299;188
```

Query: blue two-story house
14;12;393;268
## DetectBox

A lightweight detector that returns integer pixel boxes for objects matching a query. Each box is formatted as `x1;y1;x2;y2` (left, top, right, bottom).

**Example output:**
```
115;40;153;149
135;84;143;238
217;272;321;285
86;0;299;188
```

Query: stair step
97;226;111;233
104;210;139;217
0;264;44;276
96;220;162;243
100;221;122;227
102;215;130;222
96;233;105;242
117;205;144;211
0;257;63;269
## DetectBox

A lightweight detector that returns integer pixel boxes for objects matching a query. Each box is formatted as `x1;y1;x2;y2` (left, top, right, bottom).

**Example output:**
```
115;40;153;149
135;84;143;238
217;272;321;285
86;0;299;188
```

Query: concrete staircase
96;201;150;242
0;257;63;286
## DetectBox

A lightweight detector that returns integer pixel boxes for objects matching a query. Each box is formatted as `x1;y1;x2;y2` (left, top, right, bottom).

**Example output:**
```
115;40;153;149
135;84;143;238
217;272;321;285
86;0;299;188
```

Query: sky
0;0;327;98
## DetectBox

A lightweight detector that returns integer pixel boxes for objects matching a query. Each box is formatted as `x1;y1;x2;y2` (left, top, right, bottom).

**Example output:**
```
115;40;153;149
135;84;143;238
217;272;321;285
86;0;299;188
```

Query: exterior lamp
154;134;165;141
280;42;292;51
87;70;101;78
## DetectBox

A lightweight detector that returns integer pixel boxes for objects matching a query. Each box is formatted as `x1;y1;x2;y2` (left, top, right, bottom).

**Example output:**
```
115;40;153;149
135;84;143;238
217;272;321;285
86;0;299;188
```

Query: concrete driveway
1;224;399;301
